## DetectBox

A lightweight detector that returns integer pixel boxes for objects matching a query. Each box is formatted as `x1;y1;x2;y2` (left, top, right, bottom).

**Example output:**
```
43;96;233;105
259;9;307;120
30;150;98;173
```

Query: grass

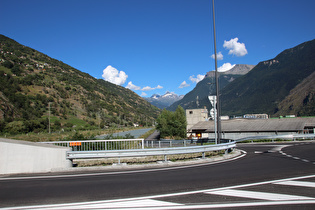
139;128;156;139
73;150;227;167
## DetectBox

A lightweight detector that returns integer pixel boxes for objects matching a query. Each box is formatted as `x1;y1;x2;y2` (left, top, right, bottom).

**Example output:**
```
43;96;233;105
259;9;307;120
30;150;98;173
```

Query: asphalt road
1;141;315;209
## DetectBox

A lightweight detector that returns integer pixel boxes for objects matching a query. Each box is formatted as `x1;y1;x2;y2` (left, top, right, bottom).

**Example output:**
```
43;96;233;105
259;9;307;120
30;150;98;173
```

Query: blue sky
1;0;315;97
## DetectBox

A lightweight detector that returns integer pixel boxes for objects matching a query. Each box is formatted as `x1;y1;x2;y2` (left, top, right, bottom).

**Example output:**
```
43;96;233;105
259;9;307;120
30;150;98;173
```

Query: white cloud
179;81;190;88
189;74;205;83
126;81;141;90
142;86;155;91
218;63;236;72
141;85;163;91
141;92;147;97
223;38;248;57
102;65;128;85
211;51;223;60
126;82;164;91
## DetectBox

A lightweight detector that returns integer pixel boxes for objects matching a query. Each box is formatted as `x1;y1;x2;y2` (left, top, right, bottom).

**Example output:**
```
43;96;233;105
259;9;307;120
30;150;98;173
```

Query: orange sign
70;142;82;146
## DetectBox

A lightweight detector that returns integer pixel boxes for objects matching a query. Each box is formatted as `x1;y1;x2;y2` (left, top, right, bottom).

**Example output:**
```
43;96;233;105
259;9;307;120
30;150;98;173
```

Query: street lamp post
212;0;221;144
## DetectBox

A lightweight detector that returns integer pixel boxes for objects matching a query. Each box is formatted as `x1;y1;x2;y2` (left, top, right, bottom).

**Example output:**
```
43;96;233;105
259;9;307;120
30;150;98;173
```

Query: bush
5;121;26;134
156;106;187;139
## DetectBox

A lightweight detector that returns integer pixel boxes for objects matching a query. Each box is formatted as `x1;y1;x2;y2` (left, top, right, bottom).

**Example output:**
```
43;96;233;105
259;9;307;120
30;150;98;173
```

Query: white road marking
275;180;315;188
205;189;314;201
1;199;181;210
2;174;315;210
5;200;315;210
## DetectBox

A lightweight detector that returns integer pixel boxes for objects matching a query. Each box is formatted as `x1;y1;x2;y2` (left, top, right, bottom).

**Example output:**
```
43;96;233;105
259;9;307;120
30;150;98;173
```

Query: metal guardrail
43;133;314;162
66;142;236;160
235;134;315;142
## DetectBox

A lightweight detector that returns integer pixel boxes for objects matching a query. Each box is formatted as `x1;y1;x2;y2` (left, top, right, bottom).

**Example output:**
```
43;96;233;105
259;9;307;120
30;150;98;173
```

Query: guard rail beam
66;142;236;160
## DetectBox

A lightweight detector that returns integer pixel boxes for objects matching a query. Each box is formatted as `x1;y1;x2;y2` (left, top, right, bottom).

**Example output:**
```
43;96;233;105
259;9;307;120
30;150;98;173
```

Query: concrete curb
59;149;244;173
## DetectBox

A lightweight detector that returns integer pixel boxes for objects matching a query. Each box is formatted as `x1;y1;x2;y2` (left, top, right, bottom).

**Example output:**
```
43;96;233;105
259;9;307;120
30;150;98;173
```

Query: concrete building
186;108;208;134
188;117;315;140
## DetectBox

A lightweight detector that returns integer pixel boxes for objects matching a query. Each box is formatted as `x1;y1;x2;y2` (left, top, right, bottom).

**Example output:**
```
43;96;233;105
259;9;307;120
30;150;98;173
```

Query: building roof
189;117;315;133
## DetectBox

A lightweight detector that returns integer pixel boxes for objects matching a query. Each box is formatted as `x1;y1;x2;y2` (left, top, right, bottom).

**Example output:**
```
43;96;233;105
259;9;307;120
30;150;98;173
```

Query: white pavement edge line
20;199;182;210
0;150;247;181
274;180;315;188
4;200;315;210
205;189;314;201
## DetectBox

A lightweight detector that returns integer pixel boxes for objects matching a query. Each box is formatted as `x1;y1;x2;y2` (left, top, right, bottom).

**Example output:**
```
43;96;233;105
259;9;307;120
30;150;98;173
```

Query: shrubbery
156;106;187;139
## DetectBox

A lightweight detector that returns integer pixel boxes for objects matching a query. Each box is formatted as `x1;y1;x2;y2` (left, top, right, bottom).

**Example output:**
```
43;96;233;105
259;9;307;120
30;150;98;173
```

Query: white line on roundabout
2;174;315;210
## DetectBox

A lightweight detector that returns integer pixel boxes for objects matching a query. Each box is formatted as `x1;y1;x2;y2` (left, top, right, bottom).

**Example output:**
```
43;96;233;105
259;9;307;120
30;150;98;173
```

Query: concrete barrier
0;138;72;175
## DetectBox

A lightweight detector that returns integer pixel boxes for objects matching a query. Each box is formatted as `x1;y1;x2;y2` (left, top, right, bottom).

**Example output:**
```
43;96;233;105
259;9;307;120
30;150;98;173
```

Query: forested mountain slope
0;35;160;134
168;64;255;111
220;39;315;116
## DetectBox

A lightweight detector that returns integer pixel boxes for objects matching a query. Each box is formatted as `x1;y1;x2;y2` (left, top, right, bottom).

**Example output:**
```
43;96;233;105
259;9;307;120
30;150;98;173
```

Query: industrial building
186;108;208;132
187;117;315;140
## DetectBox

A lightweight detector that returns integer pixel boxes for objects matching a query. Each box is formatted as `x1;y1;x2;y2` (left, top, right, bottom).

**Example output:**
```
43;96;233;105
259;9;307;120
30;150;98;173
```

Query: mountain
144;91;184;109
0;34;160;134
275;71;315;116
220;39;315;116
167;64;255;111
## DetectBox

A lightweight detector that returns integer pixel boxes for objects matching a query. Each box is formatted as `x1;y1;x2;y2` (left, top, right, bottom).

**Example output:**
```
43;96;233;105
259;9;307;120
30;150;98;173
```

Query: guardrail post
159;141;161;148
142;139;144;149
184;140;186;147
164;155;167;162
202;152;205;159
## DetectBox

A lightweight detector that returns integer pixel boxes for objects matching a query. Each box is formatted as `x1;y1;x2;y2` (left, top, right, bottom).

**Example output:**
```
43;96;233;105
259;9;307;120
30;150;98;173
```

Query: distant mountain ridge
168;64;255;111
220;39;315;116
205;64;255;77
144;91;184;109
168;39;315;117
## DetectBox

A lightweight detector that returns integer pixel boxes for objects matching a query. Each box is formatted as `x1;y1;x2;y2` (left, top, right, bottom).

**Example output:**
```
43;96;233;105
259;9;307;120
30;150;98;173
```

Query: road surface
0;141;315;209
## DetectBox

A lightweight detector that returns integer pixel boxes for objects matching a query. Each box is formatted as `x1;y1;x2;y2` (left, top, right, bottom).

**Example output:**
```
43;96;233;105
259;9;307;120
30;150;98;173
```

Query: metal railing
41;134;315;162
41;139;207;151
66;141;236;160
40;139;144;151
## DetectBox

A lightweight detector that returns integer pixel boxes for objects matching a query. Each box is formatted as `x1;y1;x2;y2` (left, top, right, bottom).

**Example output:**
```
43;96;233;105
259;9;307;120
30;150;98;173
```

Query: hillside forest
0;35;160;135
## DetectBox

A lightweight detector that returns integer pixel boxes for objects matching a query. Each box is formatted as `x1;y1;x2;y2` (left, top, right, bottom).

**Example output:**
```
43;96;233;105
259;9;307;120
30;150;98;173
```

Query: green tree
156;106;187;139
4;121;26;134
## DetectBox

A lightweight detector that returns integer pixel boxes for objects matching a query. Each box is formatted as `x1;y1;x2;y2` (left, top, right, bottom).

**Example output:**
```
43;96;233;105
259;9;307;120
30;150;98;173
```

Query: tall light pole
212;0;221;144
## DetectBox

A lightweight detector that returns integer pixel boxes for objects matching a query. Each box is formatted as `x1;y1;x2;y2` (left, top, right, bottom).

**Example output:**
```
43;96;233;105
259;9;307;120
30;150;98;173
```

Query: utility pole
212;0;221;144
48;102;51;134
